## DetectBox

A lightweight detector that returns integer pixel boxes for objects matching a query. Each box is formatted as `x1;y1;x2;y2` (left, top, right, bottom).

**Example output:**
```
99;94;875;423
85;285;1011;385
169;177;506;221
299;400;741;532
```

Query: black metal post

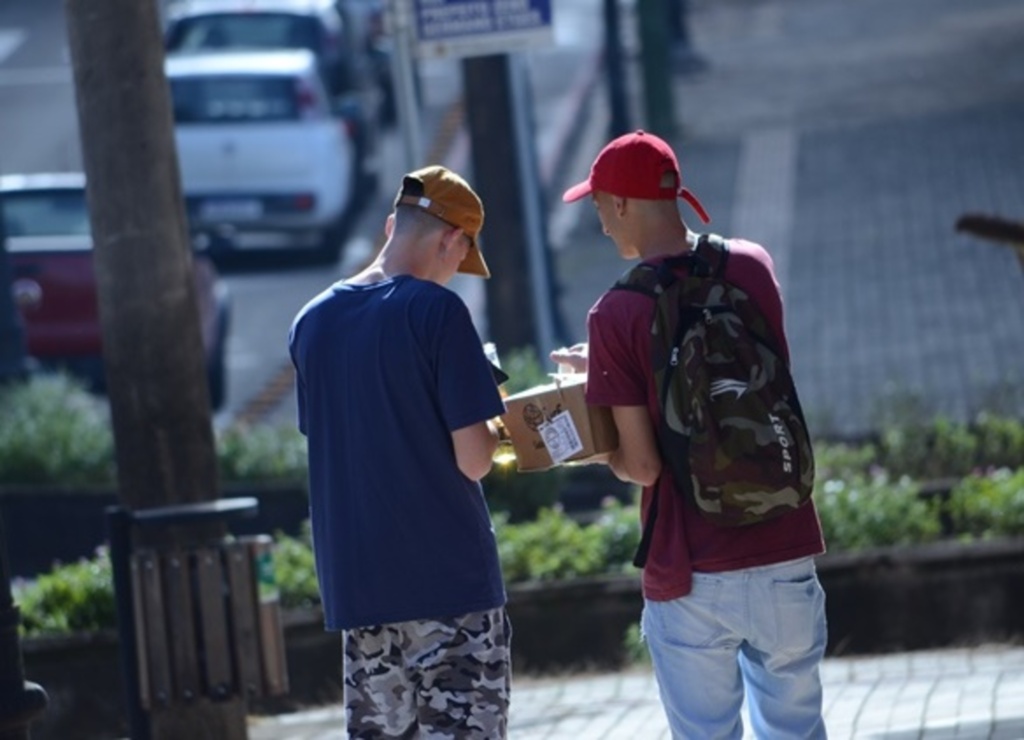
0;514;47;740
636;0;675;137
0;188;30;384
667;0;707;74
602;0;631;139
107;507;149;740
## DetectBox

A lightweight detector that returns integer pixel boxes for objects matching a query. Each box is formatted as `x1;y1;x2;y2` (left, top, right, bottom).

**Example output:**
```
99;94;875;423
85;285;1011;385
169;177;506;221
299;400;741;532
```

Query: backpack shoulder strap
613;241;711;296
612;261;672;297
692;233;730;278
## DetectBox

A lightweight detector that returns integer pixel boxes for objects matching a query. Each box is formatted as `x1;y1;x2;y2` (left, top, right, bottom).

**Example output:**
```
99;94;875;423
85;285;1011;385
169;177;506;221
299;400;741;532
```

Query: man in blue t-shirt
288;165;511;738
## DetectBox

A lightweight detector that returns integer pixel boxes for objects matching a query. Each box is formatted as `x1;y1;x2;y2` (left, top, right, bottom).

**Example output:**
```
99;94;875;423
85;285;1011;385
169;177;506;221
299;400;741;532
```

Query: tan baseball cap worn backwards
395;165;490;278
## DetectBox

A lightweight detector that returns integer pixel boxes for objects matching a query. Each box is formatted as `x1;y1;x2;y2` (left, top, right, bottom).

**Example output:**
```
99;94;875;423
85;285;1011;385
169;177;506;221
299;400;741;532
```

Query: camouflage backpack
612;234;815;565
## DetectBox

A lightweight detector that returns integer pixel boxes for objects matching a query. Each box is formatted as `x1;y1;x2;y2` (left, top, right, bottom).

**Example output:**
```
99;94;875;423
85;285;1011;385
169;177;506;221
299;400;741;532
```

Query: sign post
398;0;563;359
388;0;424;170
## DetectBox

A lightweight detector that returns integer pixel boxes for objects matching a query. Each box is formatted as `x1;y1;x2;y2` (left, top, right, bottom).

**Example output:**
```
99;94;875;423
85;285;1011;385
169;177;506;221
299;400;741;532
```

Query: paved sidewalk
248;645;1024;739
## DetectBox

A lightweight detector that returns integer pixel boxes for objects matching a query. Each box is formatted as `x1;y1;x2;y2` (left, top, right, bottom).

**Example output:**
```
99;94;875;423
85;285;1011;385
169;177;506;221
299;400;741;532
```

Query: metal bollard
0;513;47;740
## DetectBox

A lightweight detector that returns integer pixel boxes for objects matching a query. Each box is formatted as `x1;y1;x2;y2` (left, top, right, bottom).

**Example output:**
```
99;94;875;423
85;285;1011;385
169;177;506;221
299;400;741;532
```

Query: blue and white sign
413;0;553;59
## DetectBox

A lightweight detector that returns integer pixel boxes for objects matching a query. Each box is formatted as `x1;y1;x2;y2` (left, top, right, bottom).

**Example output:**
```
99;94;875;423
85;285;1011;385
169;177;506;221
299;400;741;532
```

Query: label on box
537;410;584;464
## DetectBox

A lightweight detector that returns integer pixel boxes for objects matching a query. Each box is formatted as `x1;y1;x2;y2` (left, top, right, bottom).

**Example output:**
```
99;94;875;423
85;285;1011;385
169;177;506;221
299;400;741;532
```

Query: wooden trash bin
129;535;289;709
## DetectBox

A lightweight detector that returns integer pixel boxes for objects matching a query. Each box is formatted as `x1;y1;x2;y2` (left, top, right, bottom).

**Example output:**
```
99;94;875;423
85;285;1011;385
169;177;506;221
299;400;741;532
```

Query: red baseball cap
562;130;711;223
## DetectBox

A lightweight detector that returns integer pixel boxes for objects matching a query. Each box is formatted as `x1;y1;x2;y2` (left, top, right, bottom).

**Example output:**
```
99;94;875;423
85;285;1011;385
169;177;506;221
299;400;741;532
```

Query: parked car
163;0;393;126
1;173;231;409
166;48;363;258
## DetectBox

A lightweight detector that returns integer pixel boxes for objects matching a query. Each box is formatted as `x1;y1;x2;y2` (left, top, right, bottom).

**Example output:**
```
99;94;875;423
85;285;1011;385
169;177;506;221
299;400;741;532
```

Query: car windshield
171;75;300;123
166;13;320;53
1;188;90;237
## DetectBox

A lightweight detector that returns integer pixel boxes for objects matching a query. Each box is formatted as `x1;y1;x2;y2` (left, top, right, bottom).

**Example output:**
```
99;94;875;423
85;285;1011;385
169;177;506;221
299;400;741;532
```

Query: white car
166;48;358;258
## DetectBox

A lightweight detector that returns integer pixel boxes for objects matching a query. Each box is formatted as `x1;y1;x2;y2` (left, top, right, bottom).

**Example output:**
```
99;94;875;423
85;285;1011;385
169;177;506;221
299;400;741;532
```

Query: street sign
413;0;553;59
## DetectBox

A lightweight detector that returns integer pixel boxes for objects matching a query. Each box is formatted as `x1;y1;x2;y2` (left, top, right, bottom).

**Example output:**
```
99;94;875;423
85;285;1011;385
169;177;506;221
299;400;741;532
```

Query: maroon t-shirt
586;238;826;601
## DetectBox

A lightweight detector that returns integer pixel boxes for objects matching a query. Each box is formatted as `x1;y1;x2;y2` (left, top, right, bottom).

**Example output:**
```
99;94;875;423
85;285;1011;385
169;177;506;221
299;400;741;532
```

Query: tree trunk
63;0;245;736
63;0;218;521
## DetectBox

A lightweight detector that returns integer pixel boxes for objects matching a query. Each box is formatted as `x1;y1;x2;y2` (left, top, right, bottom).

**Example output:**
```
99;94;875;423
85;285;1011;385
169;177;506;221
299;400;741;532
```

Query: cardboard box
501;374;618;472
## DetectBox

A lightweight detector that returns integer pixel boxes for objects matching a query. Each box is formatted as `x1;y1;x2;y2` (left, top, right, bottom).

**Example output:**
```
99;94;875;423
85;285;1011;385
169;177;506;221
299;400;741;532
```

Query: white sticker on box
537;410;584;464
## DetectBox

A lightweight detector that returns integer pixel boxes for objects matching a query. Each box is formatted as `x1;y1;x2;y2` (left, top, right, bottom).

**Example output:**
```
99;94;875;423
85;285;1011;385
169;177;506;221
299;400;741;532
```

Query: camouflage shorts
343;607;512;739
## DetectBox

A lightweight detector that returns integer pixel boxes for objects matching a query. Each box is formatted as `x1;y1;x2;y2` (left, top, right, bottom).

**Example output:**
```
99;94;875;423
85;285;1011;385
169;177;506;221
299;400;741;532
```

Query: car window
166;13;320;53
1;189;90;237
171;75;302;123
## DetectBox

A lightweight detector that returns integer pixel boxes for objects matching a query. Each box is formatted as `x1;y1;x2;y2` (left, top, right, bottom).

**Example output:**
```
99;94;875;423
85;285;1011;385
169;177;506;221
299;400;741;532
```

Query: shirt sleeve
585;290;652;407
434;295;506;431
724;239;791;363
287;319;308;436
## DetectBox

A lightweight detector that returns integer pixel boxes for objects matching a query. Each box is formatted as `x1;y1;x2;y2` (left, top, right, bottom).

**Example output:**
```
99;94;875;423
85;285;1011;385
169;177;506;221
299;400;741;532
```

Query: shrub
591;497;641;573
483;465;565;523
498;345;551;395
814;474;943;552
813;441;880;482
216;423;308;485
875;413;1024;480
623;623;650;665
0;374;310;486
495;508;609;583
970;414;1024;471
947;467;1024;539
15;549;115;636
0;374;115;486
493;499;640;583
272;523;321;610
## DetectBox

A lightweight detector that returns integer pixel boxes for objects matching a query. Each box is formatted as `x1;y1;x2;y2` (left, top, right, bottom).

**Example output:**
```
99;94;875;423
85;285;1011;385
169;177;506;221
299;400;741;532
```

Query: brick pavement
248;645;1024;739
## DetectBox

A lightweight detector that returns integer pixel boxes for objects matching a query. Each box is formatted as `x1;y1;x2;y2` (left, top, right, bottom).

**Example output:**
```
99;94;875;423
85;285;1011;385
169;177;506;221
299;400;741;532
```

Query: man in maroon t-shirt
555;131;828;739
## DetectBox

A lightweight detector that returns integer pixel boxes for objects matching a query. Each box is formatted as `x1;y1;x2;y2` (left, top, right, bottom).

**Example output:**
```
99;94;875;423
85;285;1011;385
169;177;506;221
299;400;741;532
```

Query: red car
2;172;231;409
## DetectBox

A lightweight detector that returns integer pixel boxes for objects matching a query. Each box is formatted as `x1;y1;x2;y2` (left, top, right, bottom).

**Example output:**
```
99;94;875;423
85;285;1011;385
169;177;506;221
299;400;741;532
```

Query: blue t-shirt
288;276;507;630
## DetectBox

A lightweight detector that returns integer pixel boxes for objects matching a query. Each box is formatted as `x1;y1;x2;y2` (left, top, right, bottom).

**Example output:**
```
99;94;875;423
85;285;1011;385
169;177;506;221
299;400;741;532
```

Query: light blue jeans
641;556;828;740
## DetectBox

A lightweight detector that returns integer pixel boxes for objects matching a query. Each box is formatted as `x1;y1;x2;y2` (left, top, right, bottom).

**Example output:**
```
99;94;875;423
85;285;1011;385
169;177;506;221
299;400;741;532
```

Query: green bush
272;523;321;610
813;440;880;482
483;465;565;523
814;474;943;552
875;413;1024;480
0;374;310;486
623;622;650;665
498;345;551;395
495;508;608;583
590;497;642;573
216;423;308;485
494;499;640;583
948;467;1024;539
969;414;1024;471
0;374;115;485
15;549;115;636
